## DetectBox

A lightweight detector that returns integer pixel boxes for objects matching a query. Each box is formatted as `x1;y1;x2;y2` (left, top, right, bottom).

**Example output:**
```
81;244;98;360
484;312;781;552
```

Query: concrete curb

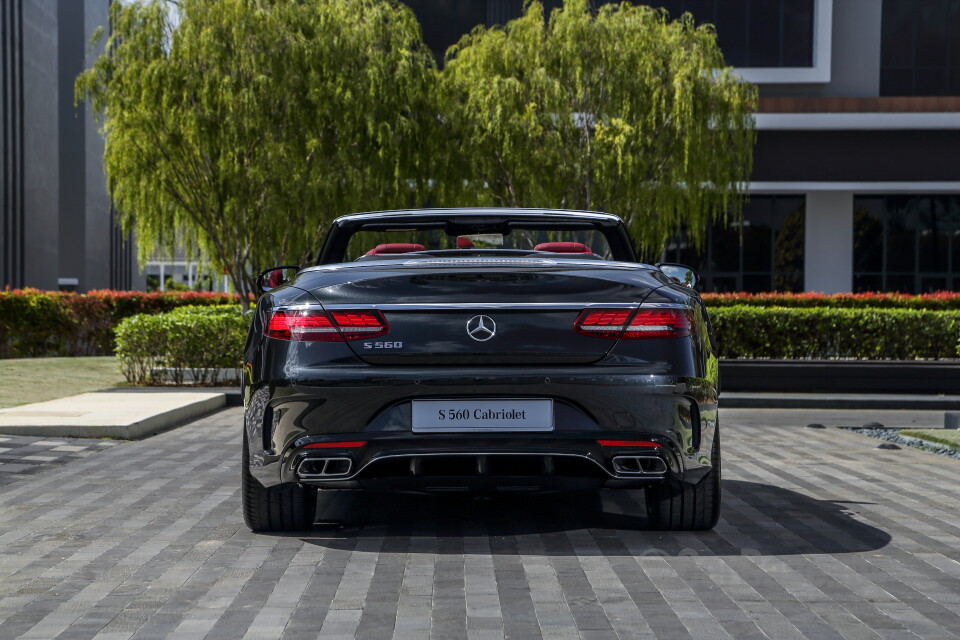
722;392;960;410
0;392;227;439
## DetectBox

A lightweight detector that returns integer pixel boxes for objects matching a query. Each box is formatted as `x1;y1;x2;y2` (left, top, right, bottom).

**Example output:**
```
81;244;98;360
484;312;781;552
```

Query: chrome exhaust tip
611;456;667;476
297;457;352;479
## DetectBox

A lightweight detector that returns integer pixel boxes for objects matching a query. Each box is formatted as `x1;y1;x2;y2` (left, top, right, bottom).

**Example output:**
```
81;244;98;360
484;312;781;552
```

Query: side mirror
656;263;699;289
256;265;300;294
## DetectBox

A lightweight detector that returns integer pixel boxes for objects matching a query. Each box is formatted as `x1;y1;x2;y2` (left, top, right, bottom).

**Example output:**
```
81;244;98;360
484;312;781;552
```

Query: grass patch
900;429;960;450
0;357;125;409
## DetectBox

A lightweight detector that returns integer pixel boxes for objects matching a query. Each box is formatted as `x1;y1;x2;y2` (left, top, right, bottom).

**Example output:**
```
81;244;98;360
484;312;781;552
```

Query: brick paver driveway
1;408;959;639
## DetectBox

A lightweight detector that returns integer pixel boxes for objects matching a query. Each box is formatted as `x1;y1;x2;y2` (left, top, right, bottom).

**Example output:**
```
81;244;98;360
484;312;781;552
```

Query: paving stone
0;409;960;638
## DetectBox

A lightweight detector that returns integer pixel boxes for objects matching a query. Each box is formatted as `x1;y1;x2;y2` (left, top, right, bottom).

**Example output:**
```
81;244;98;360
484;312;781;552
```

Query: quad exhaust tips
611;456;667;476
297;457;352;479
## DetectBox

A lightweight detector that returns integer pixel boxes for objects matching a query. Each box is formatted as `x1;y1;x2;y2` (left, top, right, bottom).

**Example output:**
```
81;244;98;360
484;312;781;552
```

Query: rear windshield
345;229;613;261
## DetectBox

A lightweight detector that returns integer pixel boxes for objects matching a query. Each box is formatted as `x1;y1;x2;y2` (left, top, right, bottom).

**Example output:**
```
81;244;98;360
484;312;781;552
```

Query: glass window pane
748;0;781;67
885;197;918;273
915;0;949;66
708;276;738;293
920;277;947;292
783;0;814;66
881;0;915;67
711;222;740;272
773;272;803;292
742;198;773;272
742;274;771;293
952;0;960;67
881;68;915;95
919;197;949;272
714;0;749;67
686;0;716;24
854;198;884;273
773;198;805;277
855;274;883;293
914;67;950;95
950;196;960;272
886;275;916;293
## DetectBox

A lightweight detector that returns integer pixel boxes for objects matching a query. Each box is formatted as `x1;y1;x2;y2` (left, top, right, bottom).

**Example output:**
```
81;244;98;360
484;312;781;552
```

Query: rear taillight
622;308;691;339
265;309;388;341
574;308;692;340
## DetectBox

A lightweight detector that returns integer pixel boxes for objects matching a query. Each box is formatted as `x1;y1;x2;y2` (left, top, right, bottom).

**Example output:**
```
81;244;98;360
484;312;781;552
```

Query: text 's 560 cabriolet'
242;209;720;532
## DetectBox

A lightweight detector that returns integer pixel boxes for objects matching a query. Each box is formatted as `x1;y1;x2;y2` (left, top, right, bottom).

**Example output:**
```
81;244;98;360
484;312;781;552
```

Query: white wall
804;191;853;293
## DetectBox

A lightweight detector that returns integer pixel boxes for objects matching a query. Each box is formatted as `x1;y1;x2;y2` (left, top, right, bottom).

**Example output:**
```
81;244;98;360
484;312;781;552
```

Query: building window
653;0;815;68
880;0;960;96
664;196;805;293
854;195;960;293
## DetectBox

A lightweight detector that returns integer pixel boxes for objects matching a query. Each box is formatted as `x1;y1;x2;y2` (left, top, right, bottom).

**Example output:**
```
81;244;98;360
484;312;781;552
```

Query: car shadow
297;479;891;557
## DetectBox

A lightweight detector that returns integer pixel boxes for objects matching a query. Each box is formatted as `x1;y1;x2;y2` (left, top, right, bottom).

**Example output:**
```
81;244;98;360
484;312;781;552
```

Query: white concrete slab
0;392;226;439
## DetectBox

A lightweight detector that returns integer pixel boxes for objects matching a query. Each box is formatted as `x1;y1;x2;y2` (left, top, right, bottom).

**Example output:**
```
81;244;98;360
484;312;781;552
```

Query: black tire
645;430;721;531
242;431;317;532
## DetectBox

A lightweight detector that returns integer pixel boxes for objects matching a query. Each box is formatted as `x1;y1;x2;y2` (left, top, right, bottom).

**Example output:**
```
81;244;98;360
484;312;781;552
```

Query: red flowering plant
701;291;960;310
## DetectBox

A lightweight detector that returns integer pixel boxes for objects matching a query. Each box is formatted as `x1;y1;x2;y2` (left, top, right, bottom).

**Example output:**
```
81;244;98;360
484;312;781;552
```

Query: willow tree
77;0;435;306
438;0;757;255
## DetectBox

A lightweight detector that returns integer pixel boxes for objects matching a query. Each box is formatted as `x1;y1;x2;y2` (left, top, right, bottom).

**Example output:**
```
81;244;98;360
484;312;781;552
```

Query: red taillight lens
573;309;632;339
329;311;389;341
265;309;388;341
622;309;691;339
265;310;339;341
574;308;692;340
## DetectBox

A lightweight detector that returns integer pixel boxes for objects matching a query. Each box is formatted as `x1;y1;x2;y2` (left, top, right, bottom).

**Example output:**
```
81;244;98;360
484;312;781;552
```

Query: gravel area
848;426;960;460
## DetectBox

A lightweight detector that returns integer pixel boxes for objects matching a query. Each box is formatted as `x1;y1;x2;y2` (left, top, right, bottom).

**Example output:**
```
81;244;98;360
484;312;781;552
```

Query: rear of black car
241;249;720;532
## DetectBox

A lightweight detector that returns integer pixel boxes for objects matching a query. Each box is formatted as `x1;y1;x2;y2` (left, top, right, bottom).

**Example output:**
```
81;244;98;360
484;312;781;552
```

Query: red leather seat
456;237;475;248
364;243;426;256
533;242;592;254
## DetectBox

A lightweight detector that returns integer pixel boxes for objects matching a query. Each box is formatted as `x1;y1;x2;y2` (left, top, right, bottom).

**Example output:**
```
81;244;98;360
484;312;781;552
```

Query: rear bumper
244;366;718;489
288;437;672;492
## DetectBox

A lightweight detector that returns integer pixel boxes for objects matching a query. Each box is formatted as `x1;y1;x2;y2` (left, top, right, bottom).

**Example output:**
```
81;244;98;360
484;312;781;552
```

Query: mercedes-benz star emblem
466;315;496;342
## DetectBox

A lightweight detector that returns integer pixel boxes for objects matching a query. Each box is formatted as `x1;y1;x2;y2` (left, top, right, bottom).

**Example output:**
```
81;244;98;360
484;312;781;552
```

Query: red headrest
364;243;426;256
533;242;592;254
456;237;475;249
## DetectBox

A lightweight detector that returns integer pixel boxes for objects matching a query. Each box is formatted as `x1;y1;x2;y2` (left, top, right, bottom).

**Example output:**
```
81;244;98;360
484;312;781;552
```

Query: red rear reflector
622;309;691;339
597;440;661;447
265;309;388;341
304;441;367;449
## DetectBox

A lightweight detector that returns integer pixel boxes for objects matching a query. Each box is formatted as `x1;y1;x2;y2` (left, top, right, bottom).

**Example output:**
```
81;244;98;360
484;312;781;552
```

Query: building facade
1;0;138;293
404;0;960;294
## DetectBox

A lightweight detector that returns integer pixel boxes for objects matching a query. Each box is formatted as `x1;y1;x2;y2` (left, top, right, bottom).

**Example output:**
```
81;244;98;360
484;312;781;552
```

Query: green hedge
115;306;249;385
0;289;242;358
710;306;960;360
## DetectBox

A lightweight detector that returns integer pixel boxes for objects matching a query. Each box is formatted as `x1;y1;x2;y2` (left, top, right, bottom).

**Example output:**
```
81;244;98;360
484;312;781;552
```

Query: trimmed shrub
702;291;960;310
115;305;249;385
710;306;960;360
0;288;244;358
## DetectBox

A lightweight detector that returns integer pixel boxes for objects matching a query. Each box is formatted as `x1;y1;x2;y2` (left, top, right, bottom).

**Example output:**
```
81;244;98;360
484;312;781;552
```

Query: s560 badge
363;341;403;349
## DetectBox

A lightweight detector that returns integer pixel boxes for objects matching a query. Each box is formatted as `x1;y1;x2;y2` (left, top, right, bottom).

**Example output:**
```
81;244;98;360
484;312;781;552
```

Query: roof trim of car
330;208;624;226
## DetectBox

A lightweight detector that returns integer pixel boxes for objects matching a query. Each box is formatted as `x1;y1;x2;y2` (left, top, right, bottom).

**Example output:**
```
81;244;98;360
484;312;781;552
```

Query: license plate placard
412;399;554;433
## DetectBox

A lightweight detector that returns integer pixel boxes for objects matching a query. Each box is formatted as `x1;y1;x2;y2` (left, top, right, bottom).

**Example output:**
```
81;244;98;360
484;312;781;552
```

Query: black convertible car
242;209;720;532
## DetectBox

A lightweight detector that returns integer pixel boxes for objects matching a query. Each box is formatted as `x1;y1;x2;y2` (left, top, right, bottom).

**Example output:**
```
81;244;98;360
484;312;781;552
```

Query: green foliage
114;305;249;385
710;306;960;360
0;289;241;358
438;0;756;254
0;290;75;357
76;0;437;306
